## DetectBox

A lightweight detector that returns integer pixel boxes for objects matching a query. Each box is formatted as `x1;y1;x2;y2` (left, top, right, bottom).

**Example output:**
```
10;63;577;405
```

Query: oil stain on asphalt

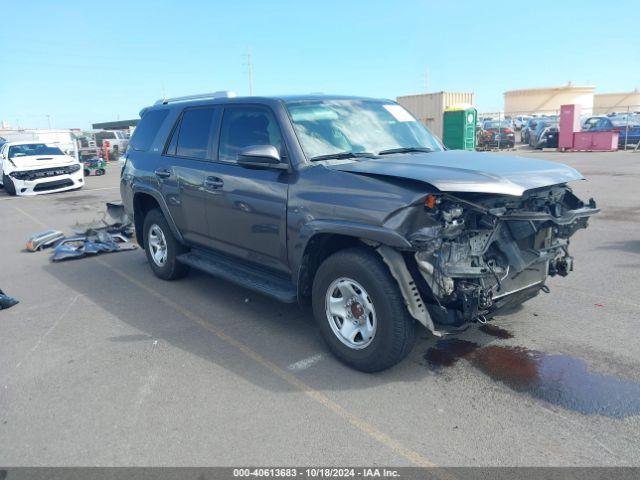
478;323;514;339
424;338;640;419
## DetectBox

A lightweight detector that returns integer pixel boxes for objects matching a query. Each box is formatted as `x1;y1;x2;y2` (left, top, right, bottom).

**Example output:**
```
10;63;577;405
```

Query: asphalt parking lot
1;151;639;467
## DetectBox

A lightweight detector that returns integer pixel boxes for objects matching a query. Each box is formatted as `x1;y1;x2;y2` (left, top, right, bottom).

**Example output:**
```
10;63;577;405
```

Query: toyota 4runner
120;92;598;372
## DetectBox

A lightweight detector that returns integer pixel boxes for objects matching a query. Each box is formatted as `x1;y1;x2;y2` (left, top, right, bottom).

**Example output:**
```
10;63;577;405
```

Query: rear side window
130;109;169;151
167;107;217;159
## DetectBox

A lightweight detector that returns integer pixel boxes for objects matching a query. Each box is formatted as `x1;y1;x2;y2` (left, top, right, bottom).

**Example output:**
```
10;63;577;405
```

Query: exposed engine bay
382;184;598;332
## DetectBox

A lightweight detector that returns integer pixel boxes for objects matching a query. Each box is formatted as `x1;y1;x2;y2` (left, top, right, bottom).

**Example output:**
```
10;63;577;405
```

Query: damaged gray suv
120;92;598;372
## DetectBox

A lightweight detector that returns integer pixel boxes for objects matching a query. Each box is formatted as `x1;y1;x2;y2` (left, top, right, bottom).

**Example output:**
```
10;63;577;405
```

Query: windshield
8;143;64;158
537;121;558;130
286;100;442;160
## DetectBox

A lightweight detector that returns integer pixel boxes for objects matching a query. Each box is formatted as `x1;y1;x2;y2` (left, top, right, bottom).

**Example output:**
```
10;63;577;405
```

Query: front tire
2;174;16;196
143;209;189;280
312;247;417;372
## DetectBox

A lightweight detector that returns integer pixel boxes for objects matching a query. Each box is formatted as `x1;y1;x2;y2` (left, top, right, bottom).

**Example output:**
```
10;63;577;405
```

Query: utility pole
245;45;254;96
45;114;51;129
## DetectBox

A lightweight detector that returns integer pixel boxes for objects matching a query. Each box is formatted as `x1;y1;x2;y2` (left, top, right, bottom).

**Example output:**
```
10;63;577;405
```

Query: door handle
154;168;171;179
204;176;224;190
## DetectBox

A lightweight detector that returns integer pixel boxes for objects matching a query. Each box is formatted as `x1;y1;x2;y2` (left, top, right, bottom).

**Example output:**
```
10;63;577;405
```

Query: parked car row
582;114;640;148
512;112;640;149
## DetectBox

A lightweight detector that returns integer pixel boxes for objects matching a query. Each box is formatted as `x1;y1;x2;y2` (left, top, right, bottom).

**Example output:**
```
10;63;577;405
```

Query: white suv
0;141;84;196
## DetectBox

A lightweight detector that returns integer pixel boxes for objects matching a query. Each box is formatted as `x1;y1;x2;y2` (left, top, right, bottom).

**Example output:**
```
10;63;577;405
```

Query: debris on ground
71;201;133;237
26;230;65;252
52;231;137;262
0;289;19;310
24;202;138;262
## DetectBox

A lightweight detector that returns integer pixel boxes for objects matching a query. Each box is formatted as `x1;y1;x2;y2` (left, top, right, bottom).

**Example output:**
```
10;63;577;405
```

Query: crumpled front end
386;185;598;331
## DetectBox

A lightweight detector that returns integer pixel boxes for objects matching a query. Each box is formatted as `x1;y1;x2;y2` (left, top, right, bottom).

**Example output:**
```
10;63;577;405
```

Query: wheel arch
295;222;438;335
294;220;412;302
132;188;184;247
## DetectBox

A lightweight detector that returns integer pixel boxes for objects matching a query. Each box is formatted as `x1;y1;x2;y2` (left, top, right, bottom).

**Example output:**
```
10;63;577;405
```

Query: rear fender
132;184;185;246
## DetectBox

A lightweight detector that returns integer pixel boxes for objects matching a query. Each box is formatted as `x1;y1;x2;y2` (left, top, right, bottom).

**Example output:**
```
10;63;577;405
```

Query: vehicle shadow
41;251;640;419
44;250;501;393
596;240;640;255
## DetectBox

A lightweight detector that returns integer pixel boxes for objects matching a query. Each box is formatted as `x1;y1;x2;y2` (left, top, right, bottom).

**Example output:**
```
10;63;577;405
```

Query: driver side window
218;106;283;163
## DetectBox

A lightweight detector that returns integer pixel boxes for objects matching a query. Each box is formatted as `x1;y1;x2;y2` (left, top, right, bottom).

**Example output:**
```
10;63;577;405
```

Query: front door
204;105;290;273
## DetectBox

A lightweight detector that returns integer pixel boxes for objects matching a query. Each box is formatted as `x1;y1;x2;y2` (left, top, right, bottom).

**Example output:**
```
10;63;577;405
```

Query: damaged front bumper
379;186;598;334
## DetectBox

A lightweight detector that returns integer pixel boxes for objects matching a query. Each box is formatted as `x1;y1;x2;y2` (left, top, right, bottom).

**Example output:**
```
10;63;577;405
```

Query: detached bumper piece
52;231;137;262
22;202;138;262
26;230;66;252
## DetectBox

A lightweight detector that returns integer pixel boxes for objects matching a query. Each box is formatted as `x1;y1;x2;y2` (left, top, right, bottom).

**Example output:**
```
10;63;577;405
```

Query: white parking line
82;186;120;192
287;354;324;371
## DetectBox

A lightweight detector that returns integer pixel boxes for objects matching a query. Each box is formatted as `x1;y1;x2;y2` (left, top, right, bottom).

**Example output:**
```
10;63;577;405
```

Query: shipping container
396;92;475;140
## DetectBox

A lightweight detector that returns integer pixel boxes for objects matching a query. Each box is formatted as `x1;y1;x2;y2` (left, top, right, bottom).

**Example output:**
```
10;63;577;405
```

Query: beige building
593;91;640;114
504;83;595;116
396;92;475;139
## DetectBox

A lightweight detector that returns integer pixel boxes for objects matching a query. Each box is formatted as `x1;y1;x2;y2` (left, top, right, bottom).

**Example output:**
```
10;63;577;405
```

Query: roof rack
155;91;237;106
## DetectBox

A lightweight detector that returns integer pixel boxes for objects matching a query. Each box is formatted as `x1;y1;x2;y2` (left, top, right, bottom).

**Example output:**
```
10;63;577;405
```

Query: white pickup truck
94;130;129;157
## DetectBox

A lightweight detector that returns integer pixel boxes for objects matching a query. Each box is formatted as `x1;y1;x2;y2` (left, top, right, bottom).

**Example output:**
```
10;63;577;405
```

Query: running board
177;249;297;303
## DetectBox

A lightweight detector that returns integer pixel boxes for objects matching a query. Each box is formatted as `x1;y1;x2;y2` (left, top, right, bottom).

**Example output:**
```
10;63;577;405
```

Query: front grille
11;164;80;181
33;179;75;192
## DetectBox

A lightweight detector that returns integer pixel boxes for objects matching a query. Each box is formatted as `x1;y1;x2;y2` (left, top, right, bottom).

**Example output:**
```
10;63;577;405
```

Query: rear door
161;106;221;248
203;104;290;273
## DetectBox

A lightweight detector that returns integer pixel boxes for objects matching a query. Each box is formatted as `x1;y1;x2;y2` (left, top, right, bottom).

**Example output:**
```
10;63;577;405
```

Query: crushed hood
8;155;78;170
326;150;584;196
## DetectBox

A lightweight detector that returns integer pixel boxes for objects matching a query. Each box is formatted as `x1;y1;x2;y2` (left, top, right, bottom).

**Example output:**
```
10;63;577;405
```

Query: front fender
291;219;413;294
299;219;412;249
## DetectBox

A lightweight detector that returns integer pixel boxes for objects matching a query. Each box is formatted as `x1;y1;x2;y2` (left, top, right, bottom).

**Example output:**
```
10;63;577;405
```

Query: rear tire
143;209;189;280
2;174;16;196
312;247;417;372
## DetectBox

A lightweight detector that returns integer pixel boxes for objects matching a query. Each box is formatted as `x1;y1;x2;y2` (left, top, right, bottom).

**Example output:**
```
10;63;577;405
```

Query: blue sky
1;0;638;129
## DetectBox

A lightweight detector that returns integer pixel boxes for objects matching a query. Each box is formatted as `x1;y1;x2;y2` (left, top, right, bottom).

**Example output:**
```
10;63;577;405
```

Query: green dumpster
442;107;477;151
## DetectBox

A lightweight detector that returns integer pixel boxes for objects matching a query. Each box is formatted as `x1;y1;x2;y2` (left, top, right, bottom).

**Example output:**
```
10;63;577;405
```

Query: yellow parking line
96;258;436;467
11;204;48;228
10;201;437;467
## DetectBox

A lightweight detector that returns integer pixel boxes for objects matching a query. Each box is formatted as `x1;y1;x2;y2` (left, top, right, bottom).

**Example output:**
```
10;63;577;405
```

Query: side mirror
237;145;287;170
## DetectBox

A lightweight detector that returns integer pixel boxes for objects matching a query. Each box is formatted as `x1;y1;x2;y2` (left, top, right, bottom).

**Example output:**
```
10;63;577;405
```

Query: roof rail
155;91;237;106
